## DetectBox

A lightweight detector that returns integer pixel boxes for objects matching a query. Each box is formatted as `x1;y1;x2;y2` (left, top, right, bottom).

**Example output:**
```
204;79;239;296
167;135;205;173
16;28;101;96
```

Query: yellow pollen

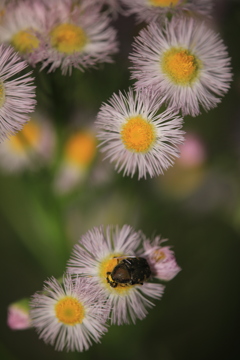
121;116;156;153
11;29;39;54
148;0;179;7
152;249;166;262
9;120;41;153
65;132;97;167
162;48;200;85
99;254;131;295
0;81;5;108
55;296;85;325
50;23;87;54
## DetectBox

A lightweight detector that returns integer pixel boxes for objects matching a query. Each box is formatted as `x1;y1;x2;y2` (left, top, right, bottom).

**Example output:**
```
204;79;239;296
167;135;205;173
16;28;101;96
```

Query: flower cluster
95;0;232;179
0;0;118;74
28;224;180;351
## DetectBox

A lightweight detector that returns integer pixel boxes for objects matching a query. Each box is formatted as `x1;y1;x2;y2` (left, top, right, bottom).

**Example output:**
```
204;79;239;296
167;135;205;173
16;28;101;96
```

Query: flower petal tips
0;45;36;142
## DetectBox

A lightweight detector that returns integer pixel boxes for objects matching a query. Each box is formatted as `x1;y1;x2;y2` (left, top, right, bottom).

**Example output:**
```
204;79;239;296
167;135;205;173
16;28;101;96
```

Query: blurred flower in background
0;113;55;172
157;132;207;198
120;0;213;23
7;299;31;330
53;128;97;194
0;0;47;63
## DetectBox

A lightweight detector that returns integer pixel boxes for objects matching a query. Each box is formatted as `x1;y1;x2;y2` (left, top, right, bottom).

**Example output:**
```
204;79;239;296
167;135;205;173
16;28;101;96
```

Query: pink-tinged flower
67;225;165;325
130;17;232;116
120;0;213;23
0;114;55;172
7;299;31;330
0;0;47;63
35;0;118;74
96;88;184;179
0;45;36;142
178;133;206;168
142;237;181;281
53;130;97;194
30;275;110;352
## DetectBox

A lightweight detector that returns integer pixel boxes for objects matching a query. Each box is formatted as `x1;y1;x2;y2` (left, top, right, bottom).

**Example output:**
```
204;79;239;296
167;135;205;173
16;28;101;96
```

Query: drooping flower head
142;237;181;281
0;44;36;142
67;225;165;325
96;88;184;179
35;0;118;74
0;114;55;172
0;0;48;63
130;17;232;116
120;0;213;23
30;275;110;352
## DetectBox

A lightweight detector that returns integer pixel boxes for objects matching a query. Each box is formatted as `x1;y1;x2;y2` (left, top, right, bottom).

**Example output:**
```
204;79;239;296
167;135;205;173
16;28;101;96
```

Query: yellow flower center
148;0;179;7
0;81;5;108
11;29;40;54
9;121;41;153
65;132;97;167
50;23;87;54
55;296;85;325
99;254;132;295
152;249;166;262
161;48;200;85
121;116;156;153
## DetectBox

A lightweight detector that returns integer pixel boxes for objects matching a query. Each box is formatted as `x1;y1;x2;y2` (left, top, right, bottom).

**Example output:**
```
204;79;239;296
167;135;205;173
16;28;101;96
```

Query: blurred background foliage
1;0;240;359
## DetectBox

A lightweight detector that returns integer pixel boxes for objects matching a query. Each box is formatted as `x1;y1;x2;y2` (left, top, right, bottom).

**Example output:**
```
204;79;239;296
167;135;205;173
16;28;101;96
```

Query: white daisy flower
0;1;47;63
120;0;213;23
67;225;165;325
130;17;232;116
36;0;118;74
96;88;184;179
30;275;110;352
0;44;35;142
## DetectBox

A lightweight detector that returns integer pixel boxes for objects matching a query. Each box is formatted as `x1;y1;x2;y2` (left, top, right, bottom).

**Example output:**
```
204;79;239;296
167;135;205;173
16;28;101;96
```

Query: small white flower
96;88;184;179
67;225;165;325
30;275;110;352
130;17;232;116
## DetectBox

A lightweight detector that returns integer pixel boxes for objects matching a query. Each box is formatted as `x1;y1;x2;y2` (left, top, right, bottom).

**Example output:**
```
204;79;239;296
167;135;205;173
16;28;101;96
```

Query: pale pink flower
67;225;165;325
30;275;110;352
142;237;181;281
130;17;232;116
178;133;206;167
120;0;213;23
7;299;31;330
0;45;36;142
96;88;184;179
